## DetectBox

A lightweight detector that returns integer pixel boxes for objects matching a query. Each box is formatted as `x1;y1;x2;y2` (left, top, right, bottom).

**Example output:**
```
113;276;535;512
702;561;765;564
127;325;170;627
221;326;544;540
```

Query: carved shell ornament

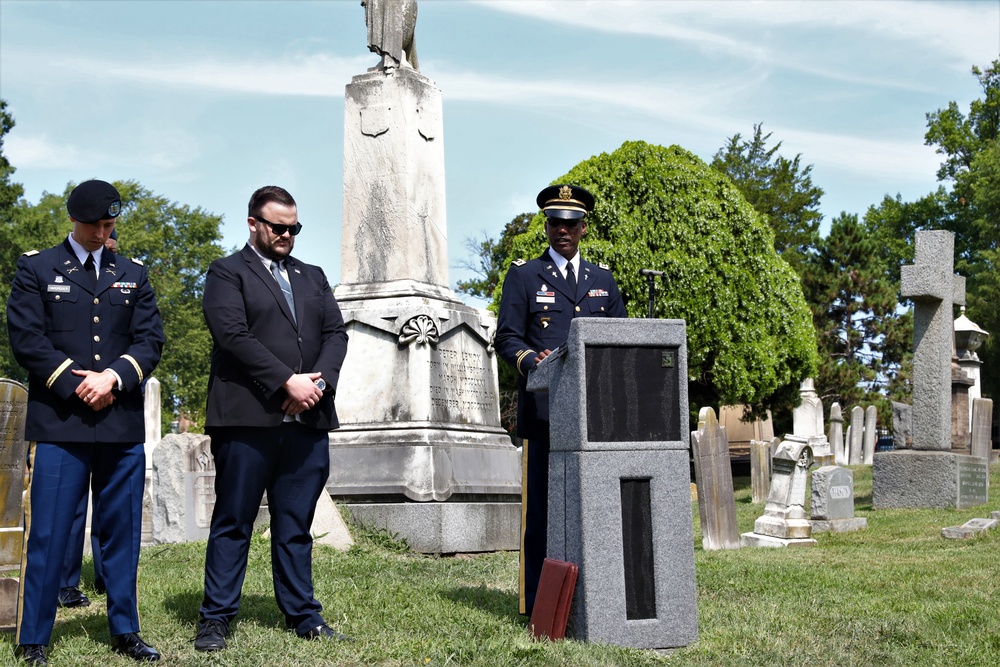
399;314;439;346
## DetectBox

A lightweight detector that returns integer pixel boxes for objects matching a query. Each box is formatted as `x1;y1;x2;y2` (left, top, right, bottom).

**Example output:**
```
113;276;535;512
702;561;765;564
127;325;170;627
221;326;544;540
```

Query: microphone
639;268;664;277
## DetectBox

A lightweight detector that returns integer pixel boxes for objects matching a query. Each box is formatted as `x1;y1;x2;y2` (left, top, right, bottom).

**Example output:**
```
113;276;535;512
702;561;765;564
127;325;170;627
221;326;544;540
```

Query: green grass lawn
3;464;998;666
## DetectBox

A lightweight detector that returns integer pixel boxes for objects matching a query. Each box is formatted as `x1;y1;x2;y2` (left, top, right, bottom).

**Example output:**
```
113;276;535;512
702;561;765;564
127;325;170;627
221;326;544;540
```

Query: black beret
67;180;121;224
536;184;594;220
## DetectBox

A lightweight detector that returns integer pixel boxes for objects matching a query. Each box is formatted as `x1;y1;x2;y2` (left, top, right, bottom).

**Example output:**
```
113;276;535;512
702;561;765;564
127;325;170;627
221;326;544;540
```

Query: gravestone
0;379;28;569
892;401;912;449
792;378;823;436
874;231;989;509
328;3;519;552
970;398;993;462
951;357;974;452
740;439;816;548
941;516;998;540
691;408;740;550
829;402;846;466
862;405;877;464
749;439;773;504
0;576;18;630
847;406;864;465
719;404;773;460
528;318;698;649
810;466;866;533
150;434;216;544
790;379;832;463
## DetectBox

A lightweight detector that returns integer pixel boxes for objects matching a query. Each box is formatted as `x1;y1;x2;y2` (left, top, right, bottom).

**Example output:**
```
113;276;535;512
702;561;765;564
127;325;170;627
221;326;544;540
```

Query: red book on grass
529;558;579;641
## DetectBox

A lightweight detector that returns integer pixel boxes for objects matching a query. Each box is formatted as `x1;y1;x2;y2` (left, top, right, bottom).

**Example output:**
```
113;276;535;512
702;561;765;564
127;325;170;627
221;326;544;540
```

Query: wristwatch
314;378;327;392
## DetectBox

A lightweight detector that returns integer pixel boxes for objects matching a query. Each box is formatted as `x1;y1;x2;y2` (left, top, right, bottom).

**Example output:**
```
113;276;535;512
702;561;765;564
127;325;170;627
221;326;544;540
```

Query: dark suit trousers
62;482;104;592
200;423;330;634
17;441;144;644
519;435;550;616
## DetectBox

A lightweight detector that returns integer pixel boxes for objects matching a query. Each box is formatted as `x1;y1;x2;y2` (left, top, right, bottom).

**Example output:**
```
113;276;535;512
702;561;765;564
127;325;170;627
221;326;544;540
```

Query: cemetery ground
1;464;997;666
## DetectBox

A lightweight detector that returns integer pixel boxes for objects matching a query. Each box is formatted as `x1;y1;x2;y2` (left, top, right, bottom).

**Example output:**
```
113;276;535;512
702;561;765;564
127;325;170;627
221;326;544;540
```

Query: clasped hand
72;369;117;411
282;372;323;415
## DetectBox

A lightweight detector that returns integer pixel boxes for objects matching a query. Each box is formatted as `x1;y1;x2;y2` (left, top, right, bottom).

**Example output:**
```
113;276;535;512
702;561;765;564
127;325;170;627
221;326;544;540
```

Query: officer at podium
495;184;626;616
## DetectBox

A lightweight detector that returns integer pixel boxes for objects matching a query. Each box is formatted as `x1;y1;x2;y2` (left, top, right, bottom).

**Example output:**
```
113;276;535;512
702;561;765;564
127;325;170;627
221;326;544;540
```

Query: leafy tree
801;213;912;421
924;60;1000;400
109;181;229;433
455;212;532;303
494;141;818;421
711;123;824;275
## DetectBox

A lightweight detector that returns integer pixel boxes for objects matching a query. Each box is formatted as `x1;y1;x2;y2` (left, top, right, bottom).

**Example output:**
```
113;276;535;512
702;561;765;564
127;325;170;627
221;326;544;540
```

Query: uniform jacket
6;238;164;443
495;248;626;440
202;244;348;431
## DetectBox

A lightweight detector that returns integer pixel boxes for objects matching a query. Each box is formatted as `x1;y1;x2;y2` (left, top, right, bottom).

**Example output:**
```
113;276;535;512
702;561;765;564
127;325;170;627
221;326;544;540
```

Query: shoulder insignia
598;262;610;270
130;257;144;266
512;259;527;267
22;250;39;257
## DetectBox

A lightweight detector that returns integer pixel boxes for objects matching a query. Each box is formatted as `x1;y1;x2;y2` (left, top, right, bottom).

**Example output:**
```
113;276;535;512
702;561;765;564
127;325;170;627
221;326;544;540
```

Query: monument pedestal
872;450;988;509
329;65;520;552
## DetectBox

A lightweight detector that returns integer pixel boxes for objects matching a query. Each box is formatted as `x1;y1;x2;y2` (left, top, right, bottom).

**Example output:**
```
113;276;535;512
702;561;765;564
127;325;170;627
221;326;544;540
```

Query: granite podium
326;4;520;552
527;318;698;649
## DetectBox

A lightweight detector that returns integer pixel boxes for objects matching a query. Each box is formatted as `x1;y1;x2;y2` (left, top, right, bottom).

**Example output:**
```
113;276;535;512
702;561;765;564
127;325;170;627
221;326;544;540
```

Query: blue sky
1;0;998;305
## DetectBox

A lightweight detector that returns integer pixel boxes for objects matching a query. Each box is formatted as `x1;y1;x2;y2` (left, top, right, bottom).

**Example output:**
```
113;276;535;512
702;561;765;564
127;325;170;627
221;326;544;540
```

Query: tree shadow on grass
442;586;524;626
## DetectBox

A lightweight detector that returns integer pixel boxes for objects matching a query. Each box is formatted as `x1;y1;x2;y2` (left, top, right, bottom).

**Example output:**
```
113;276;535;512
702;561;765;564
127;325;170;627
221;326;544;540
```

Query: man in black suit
7;180;164;664
495;184;626;617
194;186;350;652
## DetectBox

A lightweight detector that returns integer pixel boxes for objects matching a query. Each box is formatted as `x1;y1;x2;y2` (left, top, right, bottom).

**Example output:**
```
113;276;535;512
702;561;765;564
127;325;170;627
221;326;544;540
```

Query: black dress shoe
112;633;160;662
57;586;91;608
194;619;228;652
299;623;353;642
15;644;47;665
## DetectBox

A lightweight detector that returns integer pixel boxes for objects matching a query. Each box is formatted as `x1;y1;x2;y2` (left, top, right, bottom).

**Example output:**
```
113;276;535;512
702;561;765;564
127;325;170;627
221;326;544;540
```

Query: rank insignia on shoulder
131;257;144;266
512;259;526;266
22;250;39;257
598;262;610;270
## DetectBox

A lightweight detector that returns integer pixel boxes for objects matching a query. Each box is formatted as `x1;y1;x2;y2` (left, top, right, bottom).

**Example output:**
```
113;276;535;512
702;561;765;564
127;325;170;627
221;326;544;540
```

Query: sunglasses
254;215;303;236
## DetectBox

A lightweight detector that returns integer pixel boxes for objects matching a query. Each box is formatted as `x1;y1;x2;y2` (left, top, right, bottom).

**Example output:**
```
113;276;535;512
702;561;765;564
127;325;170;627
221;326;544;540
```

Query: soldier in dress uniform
6;180;164;665
495;184;627;616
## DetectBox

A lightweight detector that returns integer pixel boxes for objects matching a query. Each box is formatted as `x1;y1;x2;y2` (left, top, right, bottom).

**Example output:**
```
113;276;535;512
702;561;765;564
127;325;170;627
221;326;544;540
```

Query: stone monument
528;318;698;649
740;438;817;548
847;406;864;465
873;231;989;509
691;408;740;550
327;3;520;553
862;405;877;464
828;402;846;466
0;379;28;569
786;379;832;465
954;306;989;427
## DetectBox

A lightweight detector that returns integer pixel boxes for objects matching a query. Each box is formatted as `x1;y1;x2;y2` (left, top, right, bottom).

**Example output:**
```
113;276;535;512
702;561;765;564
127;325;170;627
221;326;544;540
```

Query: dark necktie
271;261;296;323
84;253;97;287
566;261;577;294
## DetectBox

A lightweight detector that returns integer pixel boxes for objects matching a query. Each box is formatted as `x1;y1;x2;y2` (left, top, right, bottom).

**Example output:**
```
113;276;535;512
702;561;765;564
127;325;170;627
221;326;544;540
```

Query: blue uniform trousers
61;485;104;593
199;423;329;635
17;441;144;645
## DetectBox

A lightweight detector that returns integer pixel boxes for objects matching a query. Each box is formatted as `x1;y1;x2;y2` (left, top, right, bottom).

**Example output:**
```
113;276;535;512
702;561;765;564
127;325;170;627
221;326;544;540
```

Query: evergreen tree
711;123;824;275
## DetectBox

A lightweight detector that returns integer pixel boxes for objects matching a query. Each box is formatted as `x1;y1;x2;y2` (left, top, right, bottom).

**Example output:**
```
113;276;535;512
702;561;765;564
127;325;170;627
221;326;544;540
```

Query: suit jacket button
543;305;548;311
94;298;100;305
298;337;303;343
55;295;61;301
575;306;581;312
93;316;100;323
94;335;100;342
94;354;101;361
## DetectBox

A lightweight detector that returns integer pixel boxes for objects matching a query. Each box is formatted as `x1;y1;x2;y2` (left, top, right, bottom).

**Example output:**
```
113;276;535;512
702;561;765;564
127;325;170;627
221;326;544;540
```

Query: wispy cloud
477;0;999;87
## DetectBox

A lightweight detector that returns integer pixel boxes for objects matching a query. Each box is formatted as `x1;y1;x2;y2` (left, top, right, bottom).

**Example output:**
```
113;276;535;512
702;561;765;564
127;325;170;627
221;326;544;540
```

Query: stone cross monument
873;230;988;509
326;3;520;552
